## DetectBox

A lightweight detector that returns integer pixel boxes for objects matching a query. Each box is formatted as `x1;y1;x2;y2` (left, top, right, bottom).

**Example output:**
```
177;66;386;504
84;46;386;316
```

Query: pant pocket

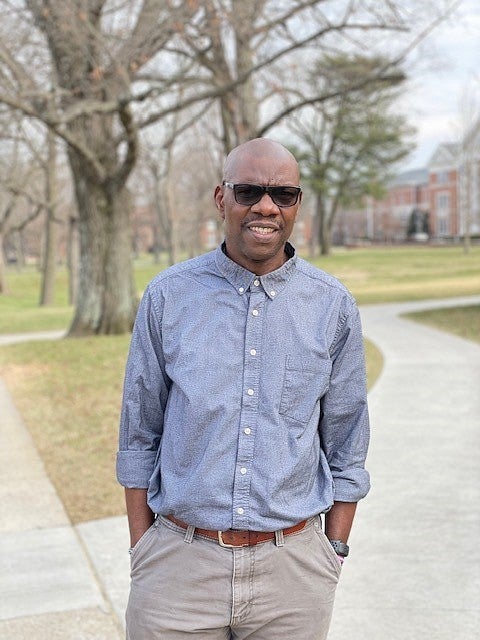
129;521;157;568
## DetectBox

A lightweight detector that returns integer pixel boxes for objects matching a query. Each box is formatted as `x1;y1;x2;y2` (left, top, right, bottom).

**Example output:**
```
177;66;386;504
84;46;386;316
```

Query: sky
398;0;480;171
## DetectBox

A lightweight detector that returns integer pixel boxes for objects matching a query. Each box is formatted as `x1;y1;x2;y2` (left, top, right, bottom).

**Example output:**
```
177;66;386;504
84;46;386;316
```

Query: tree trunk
165;176;178;266
0;232;9;295
40;128;58;305
308;209;320;259
67;157;137;336
67;215;80;306
14;231;25;270
316;194;331;255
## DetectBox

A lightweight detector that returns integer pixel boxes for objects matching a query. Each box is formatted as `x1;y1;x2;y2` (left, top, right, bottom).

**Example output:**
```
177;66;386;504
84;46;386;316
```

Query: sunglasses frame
223;182;301;208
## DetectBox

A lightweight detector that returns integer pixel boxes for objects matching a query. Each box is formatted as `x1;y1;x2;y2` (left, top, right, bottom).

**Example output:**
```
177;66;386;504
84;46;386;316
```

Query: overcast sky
398;0;480;170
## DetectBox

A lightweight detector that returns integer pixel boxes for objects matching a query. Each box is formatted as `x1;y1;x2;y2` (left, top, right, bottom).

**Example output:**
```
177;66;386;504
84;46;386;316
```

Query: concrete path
0;334;125;639
329;295;480;640
1;296;479;639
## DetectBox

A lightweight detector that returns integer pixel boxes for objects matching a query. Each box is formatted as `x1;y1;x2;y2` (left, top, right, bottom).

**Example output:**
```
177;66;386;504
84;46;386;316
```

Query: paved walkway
0;296;479;639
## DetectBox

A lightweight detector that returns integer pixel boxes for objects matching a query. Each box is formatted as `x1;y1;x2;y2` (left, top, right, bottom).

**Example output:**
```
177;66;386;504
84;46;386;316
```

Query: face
214;143;302;275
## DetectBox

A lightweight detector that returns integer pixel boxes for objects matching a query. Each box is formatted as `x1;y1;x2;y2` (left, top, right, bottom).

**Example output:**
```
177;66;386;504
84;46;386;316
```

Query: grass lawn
403;305;480;344
1;245;479;334
0;244;478;523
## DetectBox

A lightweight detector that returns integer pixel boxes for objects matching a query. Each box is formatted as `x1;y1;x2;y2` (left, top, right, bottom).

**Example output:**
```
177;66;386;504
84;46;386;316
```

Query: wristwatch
329;539;349;557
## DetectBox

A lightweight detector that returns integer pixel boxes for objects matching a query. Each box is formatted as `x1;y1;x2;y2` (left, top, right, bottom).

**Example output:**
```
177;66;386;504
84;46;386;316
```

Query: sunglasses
223;182;301;208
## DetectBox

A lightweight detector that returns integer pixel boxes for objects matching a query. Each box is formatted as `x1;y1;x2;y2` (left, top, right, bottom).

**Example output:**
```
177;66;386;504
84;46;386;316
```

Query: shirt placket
231;278;265;529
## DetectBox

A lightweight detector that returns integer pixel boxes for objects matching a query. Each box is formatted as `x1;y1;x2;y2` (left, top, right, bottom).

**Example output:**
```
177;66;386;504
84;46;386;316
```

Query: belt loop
274;529;285;547
183;524;195;544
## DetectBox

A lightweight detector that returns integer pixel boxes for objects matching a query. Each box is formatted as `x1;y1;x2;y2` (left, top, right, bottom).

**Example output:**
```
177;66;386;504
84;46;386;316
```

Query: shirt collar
215;242;297;299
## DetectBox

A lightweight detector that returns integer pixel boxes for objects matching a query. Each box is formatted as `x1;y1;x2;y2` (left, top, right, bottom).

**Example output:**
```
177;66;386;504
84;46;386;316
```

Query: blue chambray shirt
116;243;370;531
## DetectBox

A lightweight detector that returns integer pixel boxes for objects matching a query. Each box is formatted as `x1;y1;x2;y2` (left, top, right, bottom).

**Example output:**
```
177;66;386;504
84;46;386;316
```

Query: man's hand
125;488;155;548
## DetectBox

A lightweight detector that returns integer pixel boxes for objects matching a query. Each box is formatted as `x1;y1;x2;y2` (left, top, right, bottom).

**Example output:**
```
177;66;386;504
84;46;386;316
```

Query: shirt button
244;428;251;435
237;507;244;515
270;290;276;297
240;467;247;475
252;309;259;316
239;287;244;293
247;388;254;396
250;349;257;356
253;279;260;286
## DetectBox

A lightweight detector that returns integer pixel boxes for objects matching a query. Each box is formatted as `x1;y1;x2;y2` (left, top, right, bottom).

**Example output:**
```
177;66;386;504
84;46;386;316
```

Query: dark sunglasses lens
271;187;299;207
233;184;264;205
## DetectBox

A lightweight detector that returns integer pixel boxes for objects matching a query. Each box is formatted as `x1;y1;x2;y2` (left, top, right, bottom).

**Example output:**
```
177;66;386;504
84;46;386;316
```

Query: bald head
223;138;300;185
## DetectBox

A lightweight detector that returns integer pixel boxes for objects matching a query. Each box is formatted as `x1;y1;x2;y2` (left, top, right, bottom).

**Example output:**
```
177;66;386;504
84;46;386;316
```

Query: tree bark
68;153;137;335
40;128;57;306
67;215;80;306
0;232;9;295
316;194;331;256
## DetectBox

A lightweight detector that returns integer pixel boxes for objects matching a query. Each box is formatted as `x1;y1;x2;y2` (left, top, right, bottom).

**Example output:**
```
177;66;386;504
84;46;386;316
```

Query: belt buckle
217;530;247;548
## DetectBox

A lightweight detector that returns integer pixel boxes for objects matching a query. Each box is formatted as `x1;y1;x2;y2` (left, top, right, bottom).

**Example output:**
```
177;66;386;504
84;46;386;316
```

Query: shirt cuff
116;450;157;488
332;468;370;502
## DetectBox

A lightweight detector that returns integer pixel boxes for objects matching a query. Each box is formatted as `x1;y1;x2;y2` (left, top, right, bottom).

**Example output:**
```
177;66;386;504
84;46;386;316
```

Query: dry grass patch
365;338;383;390
0;336;130;523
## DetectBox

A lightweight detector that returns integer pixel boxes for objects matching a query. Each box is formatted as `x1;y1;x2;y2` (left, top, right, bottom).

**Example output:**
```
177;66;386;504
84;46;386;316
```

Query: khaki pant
126;515;341;639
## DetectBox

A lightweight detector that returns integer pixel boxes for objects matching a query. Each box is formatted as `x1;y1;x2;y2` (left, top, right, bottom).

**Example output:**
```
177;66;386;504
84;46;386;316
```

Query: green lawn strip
0;334;383;524
1;245;479;334
0;267;73;333
403;305;480;344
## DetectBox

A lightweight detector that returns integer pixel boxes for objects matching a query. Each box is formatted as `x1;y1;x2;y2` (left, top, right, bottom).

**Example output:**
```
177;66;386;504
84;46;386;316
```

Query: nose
252;192;278;216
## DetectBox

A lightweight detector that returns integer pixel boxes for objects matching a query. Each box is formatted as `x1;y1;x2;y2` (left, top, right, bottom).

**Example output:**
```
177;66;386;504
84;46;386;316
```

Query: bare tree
0;1;205;334
171;0;459;153
0;0;461;334
0;120;46;293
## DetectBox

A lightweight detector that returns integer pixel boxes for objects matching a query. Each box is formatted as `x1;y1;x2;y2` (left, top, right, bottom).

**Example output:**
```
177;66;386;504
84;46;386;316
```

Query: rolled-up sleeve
116;285;170;488
320;297;371;502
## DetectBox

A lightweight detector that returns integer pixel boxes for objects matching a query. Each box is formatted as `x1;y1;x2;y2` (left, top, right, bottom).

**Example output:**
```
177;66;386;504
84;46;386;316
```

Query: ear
214;185;225;220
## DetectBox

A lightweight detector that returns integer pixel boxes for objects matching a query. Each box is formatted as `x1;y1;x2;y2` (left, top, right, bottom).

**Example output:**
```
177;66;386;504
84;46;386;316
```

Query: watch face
329;540;349;557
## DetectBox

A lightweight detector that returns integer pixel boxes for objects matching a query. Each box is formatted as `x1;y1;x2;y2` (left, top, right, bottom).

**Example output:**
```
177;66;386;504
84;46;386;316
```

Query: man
117;138;370;639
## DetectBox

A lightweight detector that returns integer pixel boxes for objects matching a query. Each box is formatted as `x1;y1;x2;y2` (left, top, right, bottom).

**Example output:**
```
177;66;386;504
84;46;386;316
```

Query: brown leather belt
166;514;308;548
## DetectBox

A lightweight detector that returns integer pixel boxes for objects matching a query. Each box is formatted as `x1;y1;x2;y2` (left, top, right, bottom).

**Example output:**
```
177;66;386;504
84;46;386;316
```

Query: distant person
117;137;370;639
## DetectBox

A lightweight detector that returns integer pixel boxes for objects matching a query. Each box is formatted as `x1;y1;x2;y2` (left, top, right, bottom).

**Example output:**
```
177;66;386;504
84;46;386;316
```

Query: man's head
214;138;302;275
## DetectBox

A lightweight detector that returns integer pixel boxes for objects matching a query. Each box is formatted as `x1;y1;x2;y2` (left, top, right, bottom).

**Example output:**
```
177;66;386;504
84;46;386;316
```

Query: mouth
244;221;280;241
249;225;277;235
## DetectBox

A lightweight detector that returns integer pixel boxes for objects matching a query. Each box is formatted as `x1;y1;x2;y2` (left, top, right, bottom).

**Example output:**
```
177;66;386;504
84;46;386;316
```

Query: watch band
329;539;349;557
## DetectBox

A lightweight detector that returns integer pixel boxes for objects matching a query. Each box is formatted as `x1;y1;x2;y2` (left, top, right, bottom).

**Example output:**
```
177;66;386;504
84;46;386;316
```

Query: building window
437;171;448;184
436;192;450;211
437;215;449;236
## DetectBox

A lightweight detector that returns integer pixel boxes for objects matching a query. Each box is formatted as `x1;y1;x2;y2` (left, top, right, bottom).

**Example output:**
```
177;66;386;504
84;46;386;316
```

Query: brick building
427;143;459;237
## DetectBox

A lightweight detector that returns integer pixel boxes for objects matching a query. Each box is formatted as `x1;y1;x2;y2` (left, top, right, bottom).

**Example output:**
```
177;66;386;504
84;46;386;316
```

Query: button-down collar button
244;428;251;435
253;279;260;287
240;467;247;475
238;287;244;293
252;309;259;316
247;388;254;396
250;349;257;356
237;507;245;515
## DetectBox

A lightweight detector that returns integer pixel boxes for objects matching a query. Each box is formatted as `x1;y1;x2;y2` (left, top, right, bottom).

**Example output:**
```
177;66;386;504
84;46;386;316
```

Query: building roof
428;142;460;169
389;168;429;187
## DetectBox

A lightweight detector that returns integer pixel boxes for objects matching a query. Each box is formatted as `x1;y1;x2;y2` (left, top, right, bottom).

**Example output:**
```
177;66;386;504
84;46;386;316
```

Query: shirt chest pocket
279;356;332;424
